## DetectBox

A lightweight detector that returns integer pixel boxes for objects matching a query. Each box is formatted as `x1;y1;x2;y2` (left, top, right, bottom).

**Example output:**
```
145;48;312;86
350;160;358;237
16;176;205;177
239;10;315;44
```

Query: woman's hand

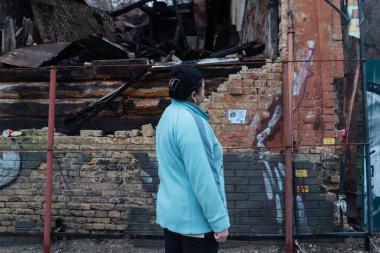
214;229;229;243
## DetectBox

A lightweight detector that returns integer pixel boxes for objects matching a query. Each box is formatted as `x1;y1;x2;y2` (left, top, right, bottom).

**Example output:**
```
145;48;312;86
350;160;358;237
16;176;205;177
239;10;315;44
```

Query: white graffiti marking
261;161;308;227
257;106;282;148
0;152;21;188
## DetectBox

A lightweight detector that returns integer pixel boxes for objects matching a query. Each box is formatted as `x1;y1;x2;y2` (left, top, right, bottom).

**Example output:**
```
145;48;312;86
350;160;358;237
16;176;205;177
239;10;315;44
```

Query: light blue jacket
156;99;230;234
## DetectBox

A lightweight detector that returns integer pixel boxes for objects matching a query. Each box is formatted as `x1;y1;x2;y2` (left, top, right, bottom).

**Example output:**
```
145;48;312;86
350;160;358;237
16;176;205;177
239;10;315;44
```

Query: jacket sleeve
176;114;230;232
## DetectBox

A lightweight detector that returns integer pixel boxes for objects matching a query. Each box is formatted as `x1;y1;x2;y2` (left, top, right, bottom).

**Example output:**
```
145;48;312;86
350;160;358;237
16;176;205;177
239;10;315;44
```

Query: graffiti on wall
367;92;380;223
256;105;282;148
0;152;21;188
261;160;285;224
293;40;315;112
260;160;310;232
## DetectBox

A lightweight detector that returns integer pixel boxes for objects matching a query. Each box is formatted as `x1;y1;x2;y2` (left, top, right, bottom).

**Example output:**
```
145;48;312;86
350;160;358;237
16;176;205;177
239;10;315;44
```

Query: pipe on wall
43;67;57;253
284;7;295;253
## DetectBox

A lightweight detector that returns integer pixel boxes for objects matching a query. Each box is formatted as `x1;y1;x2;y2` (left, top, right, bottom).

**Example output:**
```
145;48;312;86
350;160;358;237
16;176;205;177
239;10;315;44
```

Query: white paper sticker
228;110;247;124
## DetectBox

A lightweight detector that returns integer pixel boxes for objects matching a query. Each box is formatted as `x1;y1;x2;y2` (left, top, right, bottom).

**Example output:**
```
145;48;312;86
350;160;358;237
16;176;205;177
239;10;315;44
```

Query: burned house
0;0;277;134
0;0;375;251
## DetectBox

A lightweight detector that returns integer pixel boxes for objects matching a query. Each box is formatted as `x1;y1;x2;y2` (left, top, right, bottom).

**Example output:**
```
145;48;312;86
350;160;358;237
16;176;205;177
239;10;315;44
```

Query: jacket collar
172;99;209;121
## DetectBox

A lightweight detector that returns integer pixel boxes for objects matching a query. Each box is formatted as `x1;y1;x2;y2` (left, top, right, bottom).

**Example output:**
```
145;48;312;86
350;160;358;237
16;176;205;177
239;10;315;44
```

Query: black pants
164;229;219;253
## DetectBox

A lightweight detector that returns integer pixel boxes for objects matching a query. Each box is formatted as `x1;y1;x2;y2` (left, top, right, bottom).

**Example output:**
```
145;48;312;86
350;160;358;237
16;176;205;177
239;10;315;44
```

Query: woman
155;67;230;253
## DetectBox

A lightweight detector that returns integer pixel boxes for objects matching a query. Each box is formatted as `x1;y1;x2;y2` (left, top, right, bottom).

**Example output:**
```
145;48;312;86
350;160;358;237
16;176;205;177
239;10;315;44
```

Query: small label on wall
297;185;309;193
295;170;308;177
323;138;336;145
227;109;247;124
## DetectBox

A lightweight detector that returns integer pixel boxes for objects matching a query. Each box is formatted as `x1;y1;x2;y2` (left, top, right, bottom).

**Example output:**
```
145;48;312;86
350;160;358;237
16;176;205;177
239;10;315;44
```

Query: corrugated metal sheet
0;43;71;67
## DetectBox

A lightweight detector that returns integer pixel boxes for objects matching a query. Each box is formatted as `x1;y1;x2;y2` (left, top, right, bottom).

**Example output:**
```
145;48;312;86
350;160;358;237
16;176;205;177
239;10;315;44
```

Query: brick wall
206;62;283;152
0;130;338;235
206;0;344;154
0;130;157;234
291;0;344;154
0;0;347;240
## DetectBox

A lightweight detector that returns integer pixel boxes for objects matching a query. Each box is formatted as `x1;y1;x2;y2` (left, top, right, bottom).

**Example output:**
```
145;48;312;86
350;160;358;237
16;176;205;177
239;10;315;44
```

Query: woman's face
193;79;205;105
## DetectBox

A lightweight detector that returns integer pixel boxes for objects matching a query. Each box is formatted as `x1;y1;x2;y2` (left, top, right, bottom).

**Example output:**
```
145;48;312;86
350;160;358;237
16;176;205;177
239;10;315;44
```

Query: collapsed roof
0;0;279;68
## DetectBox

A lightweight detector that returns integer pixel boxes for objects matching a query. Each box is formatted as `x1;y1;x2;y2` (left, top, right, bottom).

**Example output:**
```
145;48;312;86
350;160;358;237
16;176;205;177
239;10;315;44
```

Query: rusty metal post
284;15;295;253
43;67;57;253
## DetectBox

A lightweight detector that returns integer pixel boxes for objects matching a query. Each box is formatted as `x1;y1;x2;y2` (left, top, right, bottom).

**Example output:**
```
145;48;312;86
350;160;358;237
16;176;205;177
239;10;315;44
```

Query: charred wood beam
110;0;154;18
120;39;169;57
64;69;150;123
142;36;160;48
140;44;169;57
139;5;155;16
209;41;258;58
193;0;207;50
0;115;162;135
266;0;279;59
173;0;189;51
245;44;266;57
0;98;169;117
2;17;16;54
0;81;169;99
0;58;149;82
87;34;134;59
204;0;216;51
22;17;34;46
0;60;265;82
0;75;228;100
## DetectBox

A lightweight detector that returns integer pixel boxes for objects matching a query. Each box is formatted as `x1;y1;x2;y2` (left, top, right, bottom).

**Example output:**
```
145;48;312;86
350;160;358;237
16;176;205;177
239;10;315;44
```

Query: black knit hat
168;67;203;100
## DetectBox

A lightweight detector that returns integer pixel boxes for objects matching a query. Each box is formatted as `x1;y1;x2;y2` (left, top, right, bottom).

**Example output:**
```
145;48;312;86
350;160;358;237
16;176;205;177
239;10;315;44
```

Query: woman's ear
191;91;197;104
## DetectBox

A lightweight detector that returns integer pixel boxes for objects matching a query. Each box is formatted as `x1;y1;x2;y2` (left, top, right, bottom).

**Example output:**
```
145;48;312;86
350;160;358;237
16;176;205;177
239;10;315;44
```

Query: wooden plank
0;77;227;99
0;115;162;135
0;98;169;117
23;17;34;46
2;17;16;54
0;65;146;82
0;82;169;99
240;0;267;45
0;61;264;82
266;0;279;59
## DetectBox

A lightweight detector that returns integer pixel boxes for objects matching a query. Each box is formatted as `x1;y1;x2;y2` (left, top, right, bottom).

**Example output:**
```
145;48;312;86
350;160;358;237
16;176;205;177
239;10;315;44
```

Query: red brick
300;109;321;123
316;146;336;154
243;72;259;80
302;99;322;108
257;73;268;79
242;87;257;95
296;146;311;154
322;115;336;123
323;122;336;130
323;107;335;115
301;124;317;131
322;84;335;92
323;130;336;138
267;80;282;87
323;92;335;100
229;86;244;95
267;73;282;80
254;80;267;87
300;130;317;139
231;79;254;88
299;137;319;146
323;99;335;107
213;93;225;102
